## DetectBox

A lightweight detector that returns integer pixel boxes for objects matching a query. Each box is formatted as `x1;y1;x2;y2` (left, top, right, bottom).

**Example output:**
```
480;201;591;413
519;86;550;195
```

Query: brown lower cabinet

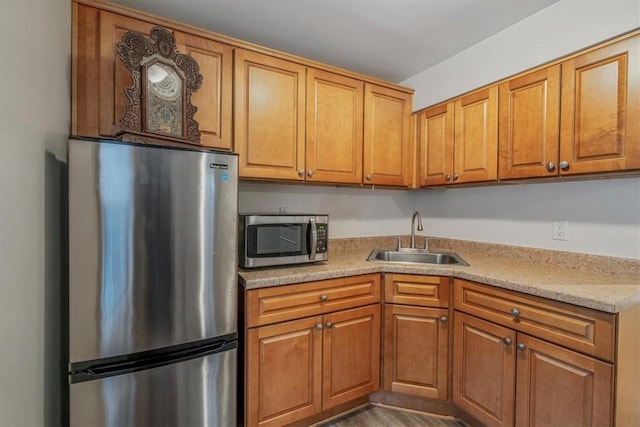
242;275;381;427
383;274;450;400
453;311;613;427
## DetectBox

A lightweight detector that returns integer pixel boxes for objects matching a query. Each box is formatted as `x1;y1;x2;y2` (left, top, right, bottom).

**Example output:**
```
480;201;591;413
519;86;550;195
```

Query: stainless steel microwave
239;214;328;268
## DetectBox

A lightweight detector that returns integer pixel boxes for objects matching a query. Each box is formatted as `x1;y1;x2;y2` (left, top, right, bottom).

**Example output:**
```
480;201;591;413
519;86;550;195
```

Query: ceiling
110;0;560;83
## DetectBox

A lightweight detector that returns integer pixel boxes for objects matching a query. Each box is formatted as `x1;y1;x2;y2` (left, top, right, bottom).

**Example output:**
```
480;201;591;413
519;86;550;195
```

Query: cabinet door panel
99;11;157;137
322;304;380;410
175;33;232;150
247;316;322;427
306;69;363;184
515;334;613;427
560;36;640;174
384;305;449;399
364;84;412;186
499;66;560;179
384;274;449;308
454;87;498;184
234;49;306;180
454;312;516;427
417;102;455;186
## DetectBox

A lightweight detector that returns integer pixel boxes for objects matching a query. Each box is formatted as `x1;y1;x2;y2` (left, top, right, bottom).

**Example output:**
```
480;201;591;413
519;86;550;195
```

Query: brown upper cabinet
72;4;233;150
499;33;640;180
559;35;640;175
233;49;307;181
417;86;498;186
235;49;412;186
364;84;414;187
498;66;561;179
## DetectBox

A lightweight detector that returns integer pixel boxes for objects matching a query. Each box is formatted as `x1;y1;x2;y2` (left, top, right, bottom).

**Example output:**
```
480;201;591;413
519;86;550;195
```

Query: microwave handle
309;217;317;260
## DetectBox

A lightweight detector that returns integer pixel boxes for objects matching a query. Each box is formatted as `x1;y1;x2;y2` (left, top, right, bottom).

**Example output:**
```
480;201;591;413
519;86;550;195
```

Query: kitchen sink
367;248;469;266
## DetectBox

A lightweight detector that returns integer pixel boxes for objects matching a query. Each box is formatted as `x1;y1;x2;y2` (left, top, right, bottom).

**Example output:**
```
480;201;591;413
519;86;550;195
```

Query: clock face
145;62;183;137
147;63;181;100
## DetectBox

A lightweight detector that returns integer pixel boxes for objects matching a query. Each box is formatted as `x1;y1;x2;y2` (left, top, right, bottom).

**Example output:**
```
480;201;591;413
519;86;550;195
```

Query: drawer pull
516;343;526;351
510;307;520;317
440;316;448;323
325;322;333;329
503;337;512;345
320;294;328;302
315;324;323;331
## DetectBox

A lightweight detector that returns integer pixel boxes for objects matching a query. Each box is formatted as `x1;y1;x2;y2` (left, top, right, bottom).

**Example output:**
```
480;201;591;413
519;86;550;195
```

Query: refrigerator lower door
70;347;236;426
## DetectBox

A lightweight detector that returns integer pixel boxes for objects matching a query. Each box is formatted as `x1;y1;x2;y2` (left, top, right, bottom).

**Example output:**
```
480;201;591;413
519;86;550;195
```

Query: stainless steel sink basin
367;249;469;266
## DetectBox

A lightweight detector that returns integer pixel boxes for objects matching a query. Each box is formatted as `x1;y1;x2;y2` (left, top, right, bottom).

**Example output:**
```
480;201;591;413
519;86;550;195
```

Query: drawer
246;274;380;327
384;274;449;308
453;279;615;361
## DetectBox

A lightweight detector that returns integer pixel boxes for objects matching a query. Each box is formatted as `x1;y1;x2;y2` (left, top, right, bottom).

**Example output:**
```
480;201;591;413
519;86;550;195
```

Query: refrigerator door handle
71;338;237;383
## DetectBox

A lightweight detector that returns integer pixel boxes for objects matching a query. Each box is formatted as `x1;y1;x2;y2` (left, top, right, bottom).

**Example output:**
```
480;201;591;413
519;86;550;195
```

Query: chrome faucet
410;211;423;249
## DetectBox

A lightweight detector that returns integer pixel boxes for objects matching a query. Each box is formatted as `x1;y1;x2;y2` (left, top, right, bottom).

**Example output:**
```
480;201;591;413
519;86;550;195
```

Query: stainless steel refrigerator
67;138;238;426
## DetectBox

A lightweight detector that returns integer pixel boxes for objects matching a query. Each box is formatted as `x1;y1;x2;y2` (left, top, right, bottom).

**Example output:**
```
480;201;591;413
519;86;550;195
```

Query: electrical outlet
552;220;568;241
279;206;288;214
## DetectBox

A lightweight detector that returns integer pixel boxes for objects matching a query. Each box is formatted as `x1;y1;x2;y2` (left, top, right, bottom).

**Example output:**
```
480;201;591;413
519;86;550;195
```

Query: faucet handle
423;237;429;251
395;236;402;250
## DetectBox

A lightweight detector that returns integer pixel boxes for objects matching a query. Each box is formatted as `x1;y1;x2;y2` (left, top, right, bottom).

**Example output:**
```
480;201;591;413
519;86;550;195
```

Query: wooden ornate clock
116;26;203;145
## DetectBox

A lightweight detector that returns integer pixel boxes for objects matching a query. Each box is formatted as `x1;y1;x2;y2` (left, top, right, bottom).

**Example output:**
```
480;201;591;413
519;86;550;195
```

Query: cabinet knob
559;161;570;171
440;316;448;323
503;337;512;345
366;174;372;181
516;343;526;351
453;173;459;181
298;169;305;177
445;174;451;182
546;162;555;172
316;323;323;331
510;307;520;317
325;322;333;329
320;294;328;302
307;170;314;178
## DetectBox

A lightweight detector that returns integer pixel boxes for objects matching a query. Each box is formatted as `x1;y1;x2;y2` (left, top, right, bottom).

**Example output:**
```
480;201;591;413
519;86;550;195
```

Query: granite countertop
238;237;640;314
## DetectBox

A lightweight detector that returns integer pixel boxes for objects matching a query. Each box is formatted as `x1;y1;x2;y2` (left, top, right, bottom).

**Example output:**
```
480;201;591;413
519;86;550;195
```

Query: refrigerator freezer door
70;347;236;426
68;139;238;363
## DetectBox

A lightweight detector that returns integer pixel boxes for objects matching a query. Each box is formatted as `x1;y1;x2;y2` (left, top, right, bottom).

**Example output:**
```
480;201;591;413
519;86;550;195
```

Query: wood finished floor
318;405;468;427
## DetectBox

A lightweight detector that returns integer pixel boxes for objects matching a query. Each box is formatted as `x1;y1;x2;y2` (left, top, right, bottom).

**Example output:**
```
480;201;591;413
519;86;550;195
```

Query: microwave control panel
317;223;328;253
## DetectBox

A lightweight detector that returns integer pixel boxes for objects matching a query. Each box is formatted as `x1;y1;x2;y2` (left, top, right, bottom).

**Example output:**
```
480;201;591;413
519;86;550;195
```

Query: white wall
399;0;640;259
239;182;413;237
0;1;71;425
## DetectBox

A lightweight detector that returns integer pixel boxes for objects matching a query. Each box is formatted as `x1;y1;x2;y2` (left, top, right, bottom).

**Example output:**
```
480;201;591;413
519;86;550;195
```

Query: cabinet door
322;304;380;410
515;334;614;427
306;68;364;184
453;312;516;427
454;86;498;184
417;102;455;186
99;11;157;137
560;35;640;175
384;304;449;399
234;49;306;180
364;84;413;186
174;33;232;150
246;316;322;427
499;66;560;179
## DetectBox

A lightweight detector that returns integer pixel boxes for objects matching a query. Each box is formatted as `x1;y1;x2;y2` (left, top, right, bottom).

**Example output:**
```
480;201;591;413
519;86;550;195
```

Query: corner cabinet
72;4;232;150
242;274;381;427
364;85;414;187
383;274;450;400
417;86;498;186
